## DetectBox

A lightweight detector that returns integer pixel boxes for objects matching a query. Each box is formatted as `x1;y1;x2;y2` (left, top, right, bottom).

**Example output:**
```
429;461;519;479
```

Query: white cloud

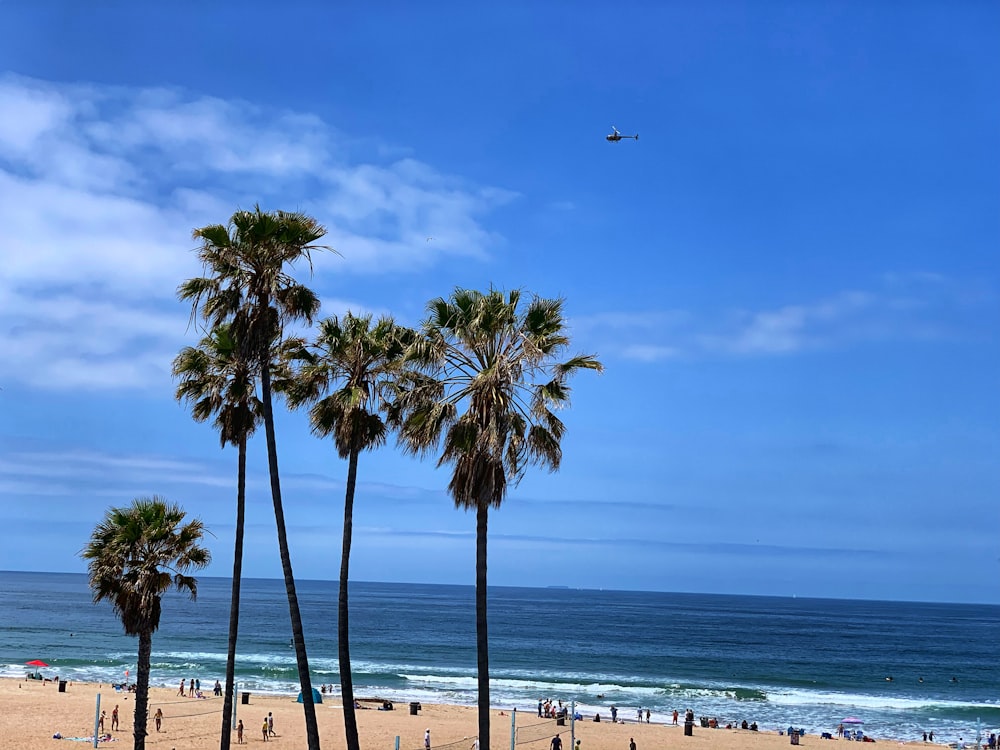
587;279;994;363
0;74;513;392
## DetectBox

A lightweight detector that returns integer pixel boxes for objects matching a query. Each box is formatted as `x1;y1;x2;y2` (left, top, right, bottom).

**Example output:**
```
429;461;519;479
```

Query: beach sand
1;678;921;750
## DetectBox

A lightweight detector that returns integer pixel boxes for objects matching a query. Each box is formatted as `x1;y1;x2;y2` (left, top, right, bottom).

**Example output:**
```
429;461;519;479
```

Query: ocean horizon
1;571;997;744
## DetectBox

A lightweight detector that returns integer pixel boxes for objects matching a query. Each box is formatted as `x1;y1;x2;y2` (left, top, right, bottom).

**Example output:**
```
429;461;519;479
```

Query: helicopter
606;126;638;142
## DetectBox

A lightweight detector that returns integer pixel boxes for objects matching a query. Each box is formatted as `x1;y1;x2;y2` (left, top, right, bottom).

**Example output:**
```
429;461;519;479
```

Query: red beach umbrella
25;659;48;678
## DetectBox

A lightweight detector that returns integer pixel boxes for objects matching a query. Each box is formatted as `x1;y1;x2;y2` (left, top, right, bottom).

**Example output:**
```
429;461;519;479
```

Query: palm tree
390;288;603;748
81;496;210;750
172;323;260;750
179;206;330;750
280;313;415;750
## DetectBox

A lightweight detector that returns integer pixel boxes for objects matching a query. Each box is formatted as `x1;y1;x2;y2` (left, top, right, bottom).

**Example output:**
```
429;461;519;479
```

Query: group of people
97;705;121;733
233;712;276;743
538;699;567;718
175;677;223;699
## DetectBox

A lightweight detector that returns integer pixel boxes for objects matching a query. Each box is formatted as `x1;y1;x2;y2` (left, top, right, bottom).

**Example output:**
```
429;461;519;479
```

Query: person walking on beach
262;717;269;742
99;710;106;732
154;708;163;732
672;709;678;726
111;704;119;731
237;719;244;744
646;709;651;724
425;728;432;750
268;712;275;736
551;734;563;750
611;706;618;723
177;678;185;696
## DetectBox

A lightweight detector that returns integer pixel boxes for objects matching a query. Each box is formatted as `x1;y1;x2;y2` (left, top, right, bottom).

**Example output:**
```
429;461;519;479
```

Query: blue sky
1;3;997;603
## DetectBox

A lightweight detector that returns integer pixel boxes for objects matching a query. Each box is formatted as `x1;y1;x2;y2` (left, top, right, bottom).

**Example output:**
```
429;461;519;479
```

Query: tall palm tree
390;288;603;748
179;206;330;750
172;324;260;750
280;313;415;750
81;496;210;750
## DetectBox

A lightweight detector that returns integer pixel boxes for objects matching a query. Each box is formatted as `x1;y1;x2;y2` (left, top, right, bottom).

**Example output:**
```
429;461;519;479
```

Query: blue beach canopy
297;688;323;704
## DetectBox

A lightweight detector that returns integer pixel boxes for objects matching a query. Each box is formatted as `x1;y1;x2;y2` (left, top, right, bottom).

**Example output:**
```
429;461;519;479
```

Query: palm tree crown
173;323;262;448
178;205;329;364
394;287;603;507
82;496;211;634
283;313;415;453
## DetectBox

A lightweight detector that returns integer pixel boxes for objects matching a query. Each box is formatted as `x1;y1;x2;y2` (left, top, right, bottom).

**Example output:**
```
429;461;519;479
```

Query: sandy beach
1;677;929;750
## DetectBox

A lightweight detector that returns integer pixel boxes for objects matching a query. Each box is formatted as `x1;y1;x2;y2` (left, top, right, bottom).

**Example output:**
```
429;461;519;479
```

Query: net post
93;692;101;749
510;707;517;750
570;701;575;750
396;735;401;750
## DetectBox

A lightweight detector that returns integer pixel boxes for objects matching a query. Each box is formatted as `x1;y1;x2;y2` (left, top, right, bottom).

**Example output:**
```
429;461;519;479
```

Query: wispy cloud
0;74;514;392
581;274;996;362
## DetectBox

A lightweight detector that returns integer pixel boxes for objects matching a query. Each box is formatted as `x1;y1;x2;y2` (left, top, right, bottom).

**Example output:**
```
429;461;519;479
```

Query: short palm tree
81;497;210;750
280;313;415;750
179;206;330;750
390;287;603;748
173;324;260;750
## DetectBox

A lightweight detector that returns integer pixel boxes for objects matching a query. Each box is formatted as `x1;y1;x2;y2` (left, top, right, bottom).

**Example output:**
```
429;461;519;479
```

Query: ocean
1;572;997;744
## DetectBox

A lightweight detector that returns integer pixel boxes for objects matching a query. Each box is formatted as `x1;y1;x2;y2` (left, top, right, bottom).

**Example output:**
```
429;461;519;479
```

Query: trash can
790;731;800;746
409;702;421;715
557;717;566;726
241;691;250;705
58;681;67;693
684;722;694;737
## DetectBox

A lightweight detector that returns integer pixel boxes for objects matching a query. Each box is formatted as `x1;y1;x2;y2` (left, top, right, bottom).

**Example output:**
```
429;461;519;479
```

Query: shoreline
0;677;937;750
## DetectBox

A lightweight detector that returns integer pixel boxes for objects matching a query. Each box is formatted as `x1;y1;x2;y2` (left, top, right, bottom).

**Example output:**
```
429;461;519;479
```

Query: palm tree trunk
340;446;360;750
133;629;153;750
220;434;248;750
260;364;321;750
476;502;491;749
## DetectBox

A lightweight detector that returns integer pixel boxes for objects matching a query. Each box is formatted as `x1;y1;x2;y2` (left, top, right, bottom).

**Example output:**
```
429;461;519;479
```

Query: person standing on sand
425;729;432;750
672;709;678;726
99;710;106;732
268;712;275;736
262;717;269;742
551;735;563;750
611;706;618;723
111;705;119;731
237;719;244;744
629;739;636;750
646;709;651;724
154;708;163;732
189;678;195;697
